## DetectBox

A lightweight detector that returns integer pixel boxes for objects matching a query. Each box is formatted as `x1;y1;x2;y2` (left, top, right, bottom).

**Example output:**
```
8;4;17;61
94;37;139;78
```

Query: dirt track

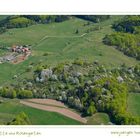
26;99;67;108
20;100;87;124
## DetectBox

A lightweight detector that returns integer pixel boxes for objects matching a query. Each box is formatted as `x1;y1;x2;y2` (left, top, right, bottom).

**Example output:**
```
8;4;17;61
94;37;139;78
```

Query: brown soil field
20;100;87;124
26;99;67;108
11;52;31;64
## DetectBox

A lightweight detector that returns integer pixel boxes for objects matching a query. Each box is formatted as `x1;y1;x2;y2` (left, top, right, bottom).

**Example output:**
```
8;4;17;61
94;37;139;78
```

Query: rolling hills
0;16;138;85
0;15;140;125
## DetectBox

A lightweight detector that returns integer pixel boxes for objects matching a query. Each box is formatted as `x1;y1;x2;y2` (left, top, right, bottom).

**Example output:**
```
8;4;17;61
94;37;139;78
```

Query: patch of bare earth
11;52;31;64
26;99;66;108
20;100;87;124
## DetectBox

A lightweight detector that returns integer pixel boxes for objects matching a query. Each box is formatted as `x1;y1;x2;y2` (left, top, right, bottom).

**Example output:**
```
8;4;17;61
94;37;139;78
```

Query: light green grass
127;93;140;116
86;113;111;125
0;16;138;85
0;99;82;125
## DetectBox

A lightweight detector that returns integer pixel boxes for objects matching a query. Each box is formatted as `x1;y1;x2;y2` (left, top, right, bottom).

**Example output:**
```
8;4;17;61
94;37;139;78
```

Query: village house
11;45;30;54
0;44;32;64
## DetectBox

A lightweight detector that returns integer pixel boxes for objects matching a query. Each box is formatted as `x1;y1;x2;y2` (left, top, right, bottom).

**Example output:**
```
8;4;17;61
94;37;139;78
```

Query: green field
127;93;140;116
0;99;82;125
0;16;138;85
0;16;140;125
86;113;111;125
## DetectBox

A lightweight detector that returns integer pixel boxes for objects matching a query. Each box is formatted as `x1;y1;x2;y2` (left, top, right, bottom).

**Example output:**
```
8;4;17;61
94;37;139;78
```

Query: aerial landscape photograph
0;15;140;125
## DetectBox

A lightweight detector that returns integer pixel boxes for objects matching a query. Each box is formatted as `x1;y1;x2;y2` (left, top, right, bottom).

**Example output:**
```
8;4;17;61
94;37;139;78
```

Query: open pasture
0;16;138;85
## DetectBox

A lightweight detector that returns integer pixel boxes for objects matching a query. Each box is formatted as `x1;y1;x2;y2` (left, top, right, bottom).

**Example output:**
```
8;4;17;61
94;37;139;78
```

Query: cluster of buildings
11;45;31;54
0;44;31;64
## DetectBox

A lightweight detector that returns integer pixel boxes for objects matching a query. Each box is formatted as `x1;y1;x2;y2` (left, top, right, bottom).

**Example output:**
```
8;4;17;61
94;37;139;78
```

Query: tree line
75;15;110;23
0;87;33;99
103;32;140;60
104;15;140;60
0;15;70;31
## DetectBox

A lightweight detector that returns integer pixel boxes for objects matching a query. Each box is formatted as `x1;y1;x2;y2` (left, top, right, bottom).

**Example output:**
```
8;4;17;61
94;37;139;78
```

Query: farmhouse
0;45;31;64
12;45;31;54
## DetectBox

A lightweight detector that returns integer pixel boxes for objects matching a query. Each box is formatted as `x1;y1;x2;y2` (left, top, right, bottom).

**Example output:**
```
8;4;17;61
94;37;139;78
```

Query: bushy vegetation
103;32;140;60
6;59;139;125
7;17;34;28
0;15;70;30
113;16;140;33
0;87;33;99
33;62;140;124
23;15;70;23
7;112;31;125
104;15;140;60
75;15;110;23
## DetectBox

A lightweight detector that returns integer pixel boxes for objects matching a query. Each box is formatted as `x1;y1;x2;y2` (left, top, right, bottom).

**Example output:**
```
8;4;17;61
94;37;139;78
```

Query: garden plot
26;99;67;108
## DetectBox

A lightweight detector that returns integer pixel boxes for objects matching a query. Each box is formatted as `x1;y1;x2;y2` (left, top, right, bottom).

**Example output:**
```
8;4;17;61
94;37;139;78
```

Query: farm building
12;45;31;54
0;44;31;64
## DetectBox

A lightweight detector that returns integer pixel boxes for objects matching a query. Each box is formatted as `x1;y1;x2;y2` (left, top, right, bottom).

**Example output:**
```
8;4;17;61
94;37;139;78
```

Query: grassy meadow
127;93;140;117
86;113;111;125
0;16;138;85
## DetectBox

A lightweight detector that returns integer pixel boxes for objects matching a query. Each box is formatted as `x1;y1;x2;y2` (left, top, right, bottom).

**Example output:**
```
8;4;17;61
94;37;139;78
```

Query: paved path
20;100;87;124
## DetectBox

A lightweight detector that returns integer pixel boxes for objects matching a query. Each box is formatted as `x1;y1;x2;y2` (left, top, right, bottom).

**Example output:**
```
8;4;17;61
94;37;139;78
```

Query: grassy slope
0;99;81;125
0;16;138;85
86;113;111;125
127;93;140;116
0;16;139;125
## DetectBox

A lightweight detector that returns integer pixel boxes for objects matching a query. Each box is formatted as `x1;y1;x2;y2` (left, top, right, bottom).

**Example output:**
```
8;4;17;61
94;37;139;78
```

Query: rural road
20;99;87;124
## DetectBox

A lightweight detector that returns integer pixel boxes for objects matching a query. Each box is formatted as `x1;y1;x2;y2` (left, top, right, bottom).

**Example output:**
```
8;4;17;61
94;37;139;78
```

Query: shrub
0;87;17;99
17;90;33;99
8;112;31;125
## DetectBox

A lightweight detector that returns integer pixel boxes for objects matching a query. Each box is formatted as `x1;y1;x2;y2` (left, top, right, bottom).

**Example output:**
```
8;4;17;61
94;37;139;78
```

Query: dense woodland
104;16;140;60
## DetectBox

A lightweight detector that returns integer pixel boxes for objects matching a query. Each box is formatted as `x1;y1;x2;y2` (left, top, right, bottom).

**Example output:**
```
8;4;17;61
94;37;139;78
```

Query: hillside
0;15;140;125
0;16;138;85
